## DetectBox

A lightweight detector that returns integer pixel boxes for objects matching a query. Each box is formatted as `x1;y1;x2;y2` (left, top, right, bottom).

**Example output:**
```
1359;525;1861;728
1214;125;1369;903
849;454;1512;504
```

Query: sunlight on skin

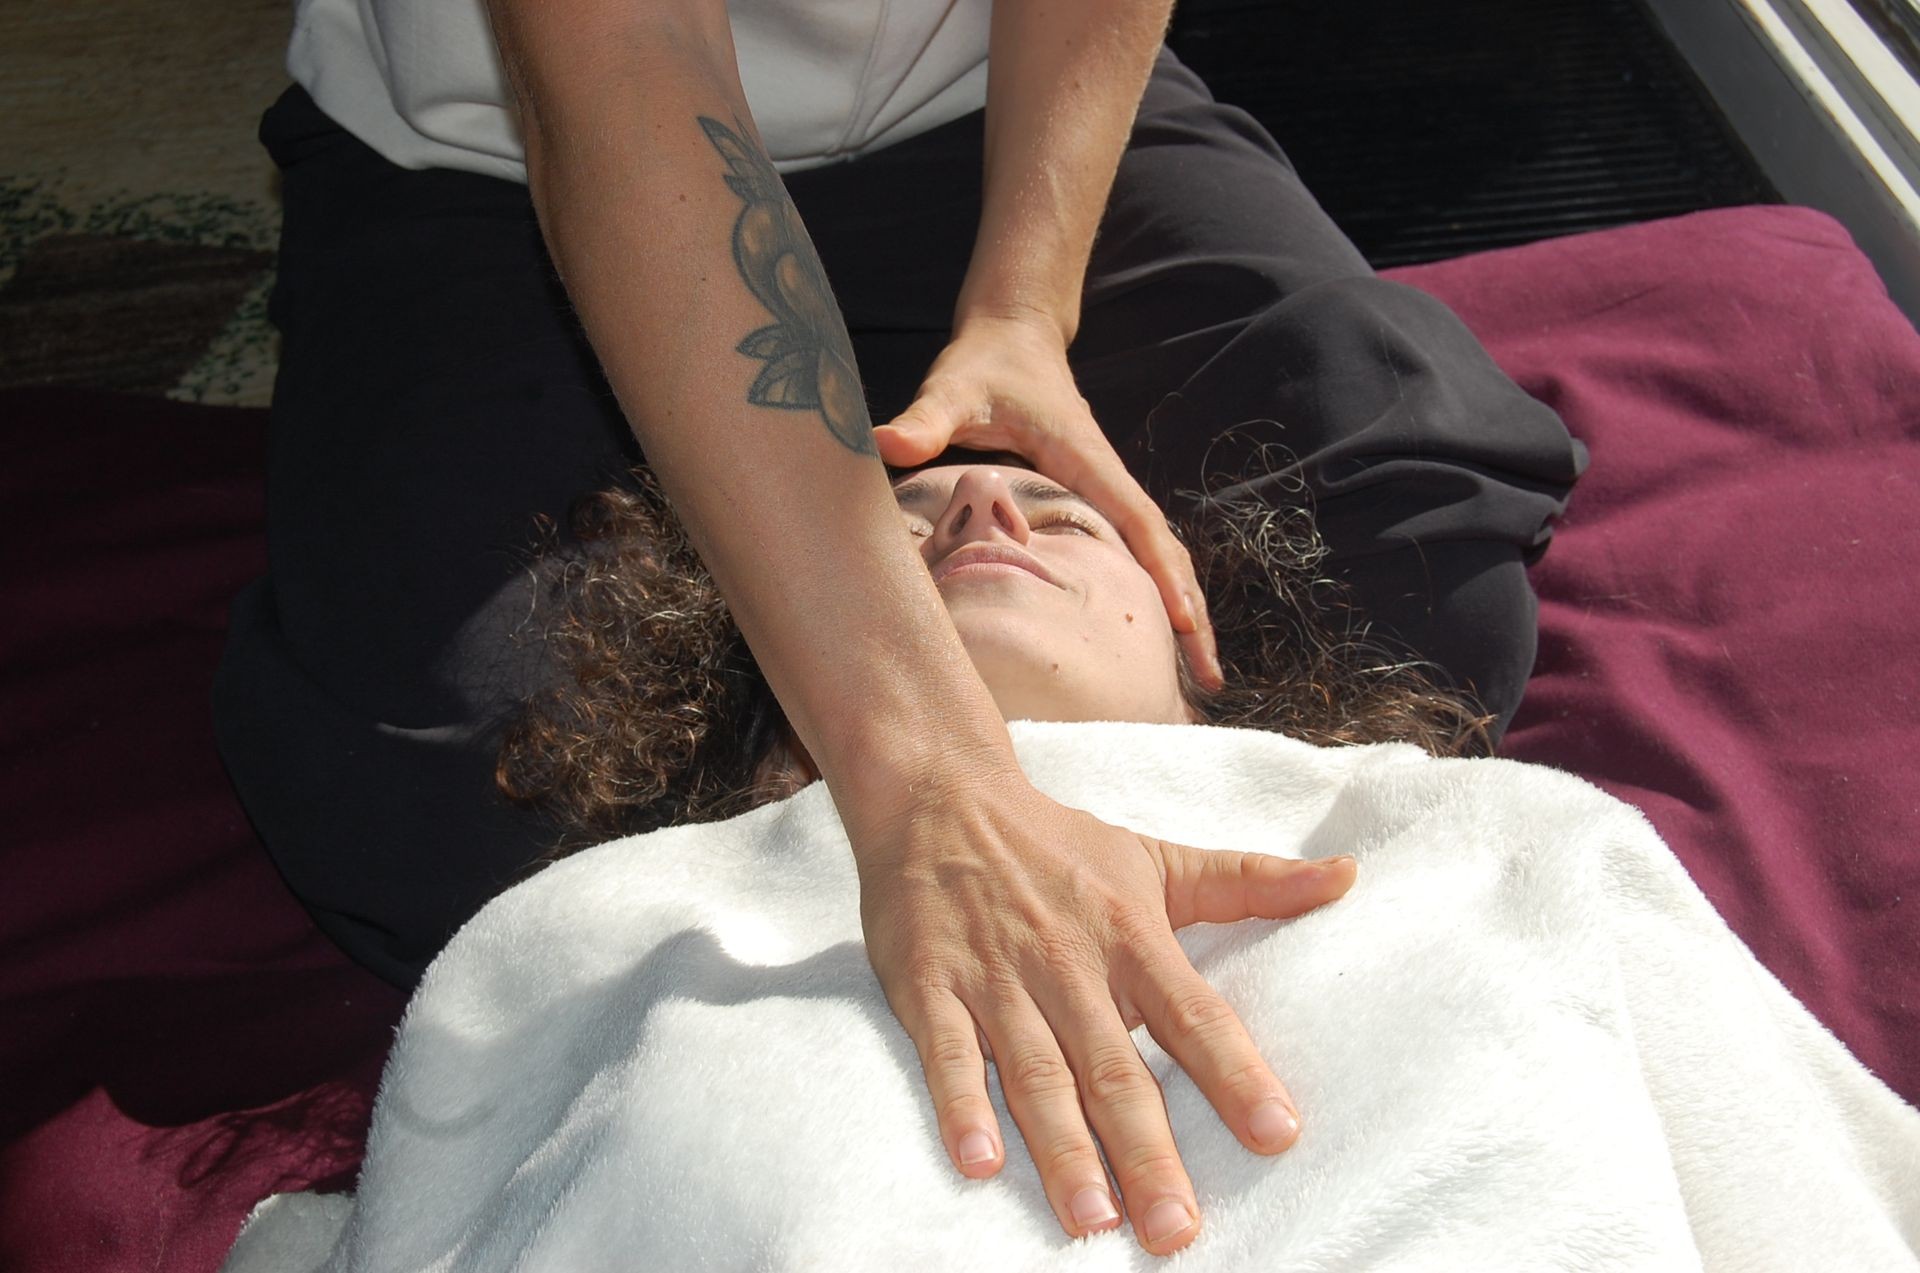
893;463;1196;728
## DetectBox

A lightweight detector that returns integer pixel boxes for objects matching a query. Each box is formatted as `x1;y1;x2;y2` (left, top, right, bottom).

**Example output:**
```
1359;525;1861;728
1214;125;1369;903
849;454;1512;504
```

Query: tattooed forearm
698;116;875;456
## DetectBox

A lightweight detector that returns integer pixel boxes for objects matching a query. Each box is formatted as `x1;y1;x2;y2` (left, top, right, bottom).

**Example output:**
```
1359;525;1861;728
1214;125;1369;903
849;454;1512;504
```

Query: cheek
1088;561;1191;716
1108;555;1169;620
1086;556;1180;648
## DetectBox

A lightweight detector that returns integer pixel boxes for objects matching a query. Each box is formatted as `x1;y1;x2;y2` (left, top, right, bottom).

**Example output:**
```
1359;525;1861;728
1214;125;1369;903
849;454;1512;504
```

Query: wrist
814;682;1024;851
954;230;1083;347
951;293;1077;350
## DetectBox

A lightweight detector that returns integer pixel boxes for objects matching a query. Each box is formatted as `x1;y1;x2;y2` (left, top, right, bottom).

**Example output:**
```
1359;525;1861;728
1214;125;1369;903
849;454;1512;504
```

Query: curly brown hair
496;460;1493;851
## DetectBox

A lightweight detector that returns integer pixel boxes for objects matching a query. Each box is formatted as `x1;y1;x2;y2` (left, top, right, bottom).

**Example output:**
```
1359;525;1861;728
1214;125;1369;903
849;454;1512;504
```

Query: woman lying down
225;462;1920;1272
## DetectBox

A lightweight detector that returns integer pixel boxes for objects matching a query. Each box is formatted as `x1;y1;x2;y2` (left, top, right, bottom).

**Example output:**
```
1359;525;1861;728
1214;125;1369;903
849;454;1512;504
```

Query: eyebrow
890;473;1110;523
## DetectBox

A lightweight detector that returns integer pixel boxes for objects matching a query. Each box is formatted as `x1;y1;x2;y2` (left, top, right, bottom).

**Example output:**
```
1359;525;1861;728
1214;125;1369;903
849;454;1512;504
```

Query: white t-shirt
288;0;993;179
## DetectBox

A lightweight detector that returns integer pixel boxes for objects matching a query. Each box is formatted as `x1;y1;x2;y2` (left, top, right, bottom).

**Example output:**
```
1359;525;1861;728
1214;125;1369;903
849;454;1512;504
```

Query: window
1849;0;1920;71
1642;0;1920;319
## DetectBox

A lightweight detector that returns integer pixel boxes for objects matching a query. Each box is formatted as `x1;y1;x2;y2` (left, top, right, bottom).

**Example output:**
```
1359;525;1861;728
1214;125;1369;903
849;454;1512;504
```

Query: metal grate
1166;0;1781;266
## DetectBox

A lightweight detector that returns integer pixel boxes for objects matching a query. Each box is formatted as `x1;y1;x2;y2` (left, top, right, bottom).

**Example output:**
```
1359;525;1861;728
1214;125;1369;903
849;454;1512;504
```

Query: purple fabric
1;204;1915;1271
1388;206;1920;1106
0;389;403;1273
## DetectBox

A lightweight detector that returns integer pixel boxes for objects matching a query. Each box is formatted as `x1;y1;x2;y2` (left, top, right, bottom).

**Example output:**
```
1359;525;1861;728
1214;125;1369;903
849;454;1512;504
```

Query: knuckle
1162;984;1237;1044
893;939;961;985
1217;1058;1277;1104
1107;903;1172;950
1112;1140;1187;1188
1035;1132;1101;1182
1004;1046;1077;1097
935;1088;989;1128
1080;1044;1155;1106
1030;926;1102;979
924;1029;982;1076
896;957;952;1001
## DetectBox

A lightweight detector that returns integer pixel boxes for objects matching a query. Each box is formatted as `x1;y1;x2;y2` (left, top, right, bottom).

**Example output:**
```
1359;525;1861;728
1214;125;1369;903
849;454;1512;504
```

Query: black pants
215;49;1586;987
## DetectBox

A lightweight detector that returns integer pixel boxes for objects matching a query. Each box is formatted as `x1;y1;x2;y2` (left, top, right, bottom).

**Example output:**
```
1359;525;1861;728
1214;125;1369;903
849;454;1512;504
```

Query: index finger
1029;432;1222;690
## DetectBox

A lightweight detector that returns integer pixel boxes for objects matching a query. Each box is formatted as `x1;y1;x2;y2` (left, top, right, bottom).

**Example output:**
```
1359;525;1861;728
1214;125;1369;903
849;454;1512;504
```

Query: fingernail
1249;1100;1300;1150
1144;1199;1194;1244
957;1130;996;1166
1070;1186;1120;1229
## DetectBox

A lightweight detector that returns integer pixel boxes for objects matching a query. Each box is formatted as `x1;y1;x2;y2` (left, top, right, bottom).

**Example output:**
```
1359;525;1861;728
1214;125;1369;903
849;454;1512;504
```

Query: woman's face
893;464;1196;726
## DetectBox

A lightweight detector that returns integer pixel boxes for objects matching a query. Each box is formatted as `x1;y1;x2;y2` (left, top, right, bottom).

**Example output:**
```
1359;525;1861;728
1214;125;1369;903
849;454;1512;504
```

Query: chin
948;615;1182;723
947;610;1059;661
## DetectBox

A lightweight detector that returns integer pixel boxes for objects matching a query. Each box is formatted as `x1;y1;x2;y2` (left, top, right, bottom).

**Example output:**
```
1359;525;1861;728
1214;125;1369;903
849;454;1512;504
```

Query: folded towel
223;721;1920;1271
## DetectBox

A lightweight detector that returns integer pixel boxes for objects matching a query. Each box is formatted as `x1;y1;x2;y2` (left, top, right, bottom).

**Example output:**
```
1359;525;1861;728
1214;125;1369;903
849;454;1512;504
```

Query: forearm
958;0;1175;345
491;5;1017;825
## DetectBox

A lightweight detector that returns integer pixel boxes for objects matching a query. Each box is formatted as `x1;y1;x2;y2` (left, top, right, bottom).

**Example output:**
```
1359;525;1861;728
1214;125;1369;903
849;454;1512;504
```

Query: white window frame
1642;0;1920;323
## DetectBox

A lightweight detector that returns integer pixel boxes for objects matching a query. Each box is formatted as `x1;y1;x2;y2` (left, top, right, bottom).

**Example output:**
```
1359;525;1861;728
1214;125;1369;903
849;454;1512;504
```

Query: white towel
224;721;1920;1271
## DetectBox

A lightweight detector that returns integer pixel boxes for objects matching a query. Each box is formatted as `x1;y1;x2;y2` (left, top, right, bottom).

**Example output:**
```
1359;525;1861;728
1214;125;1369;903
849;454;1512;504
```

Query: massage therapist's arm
485;1;1346;1255
874;0;1222;684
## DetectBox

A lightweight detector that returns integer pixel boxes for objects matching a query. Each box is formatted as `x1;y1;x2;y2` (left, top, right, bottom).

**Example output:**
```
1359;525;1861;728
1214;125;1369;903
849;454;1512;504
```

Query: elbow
484;0;737;142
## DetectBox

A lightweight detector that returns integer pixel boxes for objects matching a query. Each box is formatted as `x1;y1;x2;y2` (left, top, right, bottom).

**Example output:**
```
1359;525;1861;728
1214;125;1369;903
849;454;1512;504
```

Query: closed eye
1031;511;1101;536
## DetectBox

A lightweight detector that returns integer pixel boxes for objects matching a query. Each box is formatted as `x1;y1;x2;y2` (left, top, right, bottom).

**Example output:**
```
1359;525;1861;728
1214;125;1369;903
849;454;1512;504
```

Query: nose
927;467;1032;560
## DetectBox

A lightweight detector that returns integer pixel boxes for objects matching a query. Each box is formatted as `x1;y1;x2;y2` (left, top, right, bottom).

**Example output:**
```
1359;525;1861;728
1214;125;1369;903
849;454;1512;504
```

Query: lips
930;543;1058;588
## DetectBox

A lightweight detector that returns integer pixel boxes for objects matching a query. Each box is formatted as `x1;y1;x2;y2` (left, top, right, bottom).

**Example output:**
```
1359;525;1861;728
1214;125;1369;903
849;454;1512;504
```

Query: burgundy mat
0;390;404;1273
1394;206;1920;1105
2;204;1915;1272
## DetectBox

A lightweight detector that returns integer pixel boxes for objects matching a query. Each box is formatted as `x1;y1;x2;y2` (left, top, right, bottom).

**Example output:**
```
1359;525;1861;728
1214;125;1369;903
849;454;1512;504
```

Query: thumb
1153;841;1357;929
874;397;959;466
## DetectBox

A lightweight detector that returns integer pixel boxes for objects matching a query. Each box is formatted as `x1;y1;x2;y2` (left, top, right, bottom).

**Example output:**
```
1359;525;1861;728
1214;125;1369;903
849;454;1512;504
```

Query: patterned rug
0;0;289;406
